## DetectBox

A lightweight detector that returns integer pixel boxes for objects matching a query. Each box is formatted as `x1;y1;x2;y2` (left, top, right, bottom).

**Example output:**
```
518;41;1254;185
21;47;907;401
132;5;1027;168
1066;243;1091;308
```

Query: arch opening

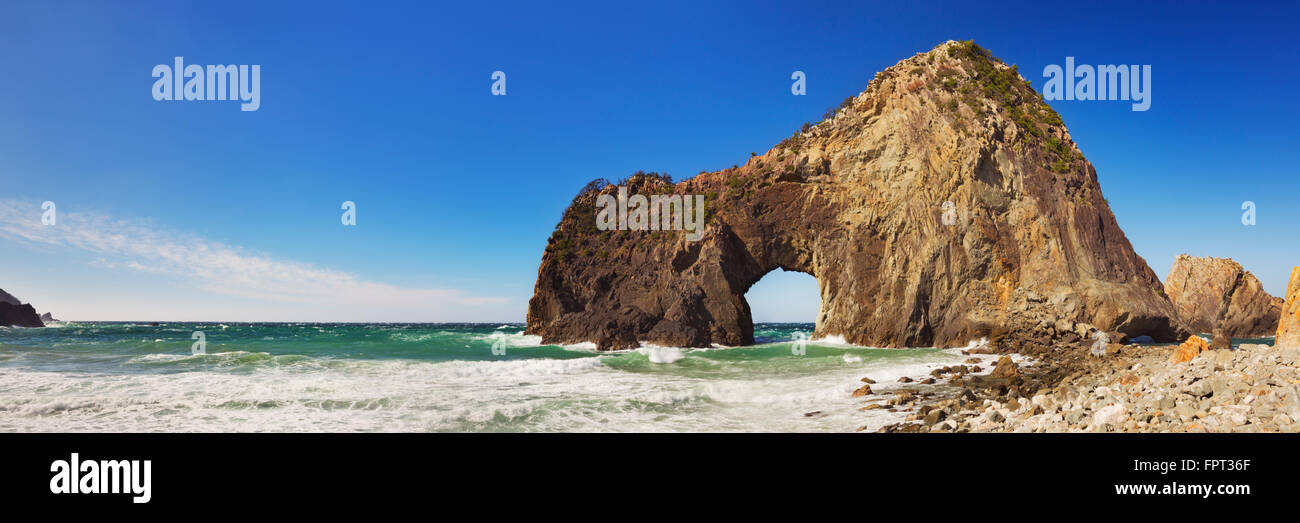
744;269;821;343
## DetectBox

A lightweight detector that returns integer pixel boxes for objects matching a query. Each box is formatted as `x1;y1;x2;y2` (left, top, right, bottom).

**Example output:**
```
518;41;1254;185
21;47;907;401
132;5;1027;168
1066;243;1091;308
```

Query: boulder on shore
1164;254;1283;337
1171;335;1210;363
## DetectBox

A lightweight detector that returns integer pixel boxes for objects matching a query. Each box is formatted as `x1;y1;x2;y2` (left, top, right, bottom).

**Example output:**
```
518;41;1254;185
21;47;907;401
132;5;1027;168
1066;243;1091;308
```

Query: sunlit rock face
1277;268;1300;350
1163;254;1283;337
527;41;1186;351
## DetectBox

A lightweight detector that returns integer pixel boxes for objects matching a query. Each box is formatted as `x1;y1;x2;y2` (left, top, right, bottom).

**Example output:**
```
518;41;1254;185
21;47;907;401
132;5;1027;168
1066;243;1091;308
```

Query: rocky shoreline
867;338;1300;433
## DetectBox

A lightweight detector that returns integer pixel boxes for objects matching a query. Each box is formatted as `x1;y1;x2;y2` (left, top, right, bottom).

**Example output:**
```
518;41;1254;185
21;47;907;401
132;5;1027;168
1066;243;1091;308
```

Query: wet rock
851;384;873;397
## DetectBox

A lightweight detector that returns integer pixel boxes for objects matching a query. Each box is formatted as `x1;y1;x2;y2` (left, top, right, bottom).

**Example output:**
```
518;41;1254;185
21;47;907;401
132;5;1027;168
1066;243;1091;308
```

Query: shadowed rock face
1163;254;1283;337
526;41;1187;350
1278;268;1300;349
0;288;19;306
0;288;43;328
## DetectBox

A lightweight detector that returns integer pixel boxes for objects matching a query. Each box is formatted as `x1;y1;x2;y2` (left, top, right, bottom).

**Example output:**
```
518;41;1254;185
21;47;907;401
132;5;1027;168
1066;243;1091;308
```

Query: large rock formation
0;288;20;306
1277;267;1300;349
1163;254;1283;337
526;41;1187;350
0;288;44;328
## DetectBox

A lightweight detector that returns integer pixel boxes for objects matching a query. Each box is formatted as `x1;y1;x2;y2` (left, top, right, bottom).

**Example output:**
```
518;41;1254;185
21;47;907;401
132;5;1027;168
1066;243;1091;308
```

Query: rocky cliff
1163;254;1283;337
0;288;20;306
1277;268;1300;349
0;288;45;328
526;41;1187;350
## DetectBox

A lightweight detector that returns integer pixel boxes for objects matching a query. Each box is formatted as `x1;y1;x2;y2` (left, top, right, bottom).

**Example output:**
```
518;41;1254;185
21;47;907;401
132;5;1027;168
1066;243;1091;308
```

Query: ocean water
0;322;987;432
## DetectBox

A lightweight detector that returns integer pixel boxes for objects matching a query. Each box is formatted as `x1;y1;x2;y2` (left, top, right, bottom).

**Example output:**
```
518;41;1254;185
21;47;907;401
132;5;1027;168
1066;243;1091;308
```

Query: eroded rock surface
1163;254;1282;337
527;41;1186;350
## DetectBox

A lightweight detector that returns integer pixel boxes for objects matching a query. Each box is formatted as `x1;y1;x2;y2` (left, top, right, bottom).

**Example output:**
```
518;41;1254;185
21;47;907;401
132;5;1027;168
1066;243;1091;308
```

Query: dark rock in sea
0;302;44;328
897;376;913;383
0;288;44;328
0;288;20;306
526;41;1187;350
1164;254;1283;337
39;312;56;322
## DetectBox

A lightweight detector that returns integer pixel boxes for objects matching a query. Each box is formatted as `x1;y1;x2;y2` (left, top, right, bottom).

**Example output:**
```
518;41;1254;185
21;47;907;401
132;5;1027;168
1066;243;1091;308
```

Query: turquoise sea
0;322;996;432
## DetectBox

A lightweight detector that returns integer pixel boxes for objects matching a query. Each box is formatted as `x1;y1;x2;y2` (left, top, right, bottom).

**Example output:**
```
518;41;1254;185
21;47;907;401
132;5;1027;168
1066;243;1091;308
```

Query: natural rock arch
526;41;1186;351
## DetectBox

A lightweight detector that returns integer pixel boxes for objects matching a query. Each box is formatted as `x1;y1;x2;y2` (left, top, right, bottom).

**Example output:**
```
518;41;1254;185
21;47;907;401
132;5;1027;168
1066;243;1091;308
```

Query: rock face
526;41;1187;350
0;288;45;328
1163;254;1282;337
0;288;19;306
1277;267;1300;349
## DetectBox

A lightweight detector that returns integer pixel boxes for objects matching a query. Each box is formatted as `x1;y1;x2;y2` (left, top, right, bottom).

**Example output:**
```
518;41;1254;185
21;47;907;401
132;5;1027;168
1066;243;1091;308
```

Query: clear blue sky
0;1;1296;321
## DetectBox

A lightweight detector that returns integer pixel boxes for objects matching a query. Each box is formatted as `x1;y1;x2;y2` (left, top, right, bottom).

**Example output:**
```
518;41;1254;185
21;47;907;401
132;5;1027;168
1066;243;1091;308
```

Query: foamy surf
0;322;1008;432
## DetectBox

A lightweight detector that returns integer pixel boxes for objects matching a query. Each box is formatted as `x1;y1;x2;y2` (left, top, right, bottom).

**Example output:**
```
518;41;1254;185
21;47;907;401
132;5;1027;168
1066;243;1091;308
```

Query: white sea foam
811;334;851;345
475;330;542;347
640;346;686;364
0;331;998;433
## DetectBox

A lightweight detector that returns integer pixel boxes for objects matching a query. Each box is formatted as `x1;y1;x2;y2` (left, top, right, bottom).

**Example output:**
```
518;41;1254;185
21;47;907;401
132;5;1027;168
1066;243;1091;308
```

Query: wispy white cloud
0;199;508;318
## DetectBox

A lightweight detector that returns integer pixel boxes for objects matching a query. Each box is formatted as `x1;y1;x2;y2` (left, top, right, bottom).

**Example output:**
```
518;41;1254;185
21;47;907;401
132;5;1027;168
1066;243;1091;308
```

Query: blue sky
0;1;1296;321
